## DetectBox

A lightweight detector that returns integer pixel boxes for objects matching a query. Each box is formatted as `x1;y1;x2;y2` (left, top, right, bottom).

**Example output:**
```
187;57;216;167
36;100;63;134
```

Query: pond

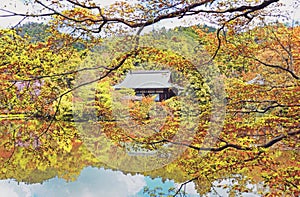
0;88;297;196
0;167;261;197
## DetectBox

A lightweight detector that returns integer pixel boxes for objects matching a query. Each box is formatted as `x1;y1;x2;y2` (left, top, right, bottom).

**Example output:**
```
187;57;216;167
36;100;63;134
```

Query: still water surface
0;167;260;197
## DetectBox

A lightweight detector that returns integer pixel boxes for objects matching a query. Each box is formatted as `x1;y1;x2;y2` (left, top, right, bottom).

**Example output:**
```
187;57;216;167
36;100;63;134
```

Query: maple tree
0;0;299;196
182;22;300;196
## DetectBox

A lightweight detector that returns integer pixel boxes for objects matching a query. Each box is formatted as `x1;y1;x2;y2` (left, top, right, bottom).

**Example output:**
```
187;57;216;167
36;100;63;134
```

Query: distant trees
16;22;51;43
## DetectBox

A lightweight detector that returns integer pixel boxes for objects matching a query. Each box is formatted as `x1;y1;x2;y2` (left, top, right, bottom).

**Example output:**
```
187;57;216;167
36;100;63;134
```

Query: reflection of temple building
114;70;181;101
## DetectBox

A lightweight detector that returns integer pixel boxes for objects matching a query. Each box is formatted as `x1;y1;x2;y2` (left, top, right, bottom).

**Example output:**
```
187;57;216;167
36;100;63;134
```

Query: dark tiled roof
114;70;175;89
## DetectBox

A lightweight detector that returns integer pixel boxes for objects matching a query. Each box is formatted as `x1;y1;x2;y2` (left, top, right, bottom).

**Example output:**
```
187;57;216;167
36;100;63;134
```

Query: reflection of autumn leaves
128;97;154;122
97;95;182;147
0;118;98;183
0;144;13;159
126;97;179;141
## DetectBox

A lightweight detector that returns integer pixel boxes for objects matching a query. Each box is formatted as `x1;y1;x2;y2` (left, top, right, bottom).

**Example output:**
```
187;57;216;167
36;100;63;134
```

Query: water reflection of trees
1;114;299;196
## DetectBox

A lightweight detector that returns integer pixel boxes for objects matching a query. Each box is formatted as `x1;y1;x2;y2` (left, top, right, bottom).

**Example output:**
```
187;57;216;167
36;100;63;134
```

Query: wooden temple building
114;70;181;101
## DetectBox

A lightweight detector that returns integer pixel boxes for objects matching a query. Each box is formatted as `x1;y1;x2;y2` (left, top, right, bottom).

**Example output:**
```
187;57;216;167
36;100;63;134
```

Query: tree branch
8;65;111;82
1;0;280;32
38;51;135;137
173;176;198;197
253;58;299;80
135;129;300;153
258;130;300;148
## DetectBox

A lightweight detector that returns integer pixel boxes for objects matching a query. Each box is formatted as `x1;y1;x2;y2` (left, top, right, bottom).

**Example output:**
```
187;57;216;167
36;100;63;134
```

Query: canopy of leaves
0;0;299;196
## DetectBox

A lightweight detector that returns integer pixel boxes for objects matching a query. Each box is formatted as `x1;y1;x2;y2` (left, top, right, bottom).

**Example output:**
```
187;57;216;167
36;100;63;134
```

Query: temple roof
114;70;175;89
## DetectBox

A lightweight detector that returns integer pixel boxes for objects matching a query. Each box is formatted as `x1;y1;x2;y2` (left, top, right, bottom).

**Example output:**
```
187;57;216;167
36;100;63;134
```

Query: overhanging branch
138;129;300;152
1;0;280;30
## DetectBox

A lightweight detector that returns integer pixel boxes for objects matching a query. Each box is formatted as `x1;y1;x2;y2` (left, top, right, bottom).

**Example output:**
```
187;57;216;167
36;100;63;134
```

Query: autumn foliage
0;0;299;196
